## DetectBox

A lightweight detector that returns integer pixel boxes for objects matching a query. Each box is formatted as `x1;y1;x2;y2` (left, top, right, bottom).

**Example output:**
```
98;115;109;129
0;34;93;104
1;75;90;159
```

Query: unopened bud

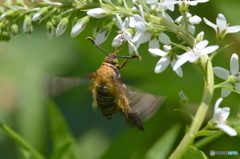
1;31;10;41
71;16;89;38
46;21;55;40
32;7;48;21
195;31;204;43
10;24;19;36
23;15;32;32
56;17;69;37
87;8;110;18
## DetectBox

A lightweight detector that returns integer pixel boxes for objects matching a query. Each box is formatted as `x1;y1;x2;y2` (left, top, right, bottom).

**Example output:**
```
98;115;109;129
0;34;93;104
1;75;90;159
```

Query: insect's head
86;37;141;65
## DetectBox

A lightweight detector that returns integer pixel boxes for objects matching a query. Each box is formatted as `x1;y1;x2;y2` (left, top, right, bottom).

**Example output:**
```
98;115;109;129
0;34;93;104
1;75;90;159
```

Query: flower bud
1;31;10;41
23;15;32;32
0;23;4;32
87;8;110;18
179;91;188;104
46;21;55;40
195;31;204;43
0;10;16;19
10;24;19;36
92;22;104;38
56;17;69;37
25;25;33;38
95;26;111;45
71;16;89;38
32;7;48;21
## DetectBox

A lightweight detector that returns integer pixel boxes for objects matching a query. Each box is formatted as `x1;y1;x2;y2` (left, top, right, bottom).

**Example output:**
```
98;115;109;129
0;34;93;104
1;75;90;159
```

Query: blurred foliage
0;0;239;159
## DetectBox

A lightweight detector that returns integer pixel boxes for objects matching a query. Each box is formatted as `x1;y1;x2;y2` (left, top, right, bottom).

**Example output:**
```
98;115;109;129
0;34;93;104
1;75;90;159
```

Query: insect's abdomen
96;84;116;120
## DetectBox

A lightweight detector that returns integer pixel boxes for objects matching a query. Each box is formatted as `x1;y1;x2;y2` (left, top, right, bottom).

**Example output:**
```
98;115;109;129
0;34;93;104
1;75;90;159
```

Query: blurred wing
46;76;91;98
124;85;166;121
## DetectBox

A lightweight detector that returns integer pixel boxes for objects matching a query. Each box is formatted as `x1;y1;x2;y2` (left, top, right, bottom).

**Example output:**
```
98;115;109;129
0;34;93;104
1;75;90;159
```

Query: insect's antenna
117;55;142;61
86;37;109;55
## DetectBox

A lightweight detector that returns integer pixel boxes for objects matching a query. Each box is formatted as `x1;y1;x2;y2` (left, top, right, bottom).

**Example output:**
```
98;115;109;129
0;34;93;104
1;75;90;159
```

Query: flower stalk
169;54;214;159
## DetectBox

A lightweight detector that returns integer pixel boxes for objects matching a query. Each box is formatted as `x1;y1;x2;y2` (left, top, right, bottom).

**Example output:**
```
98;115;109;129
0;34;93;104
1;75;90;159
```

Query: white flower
132;14;171;50
212;98;237;137
149;45;183;77
56;18;69;37
213;53;240;97
161;0;209;11
173;40;219;71
112;14;138;54
87;8;109;18
175;12;202;34
147;0;175;13
204;14;240;39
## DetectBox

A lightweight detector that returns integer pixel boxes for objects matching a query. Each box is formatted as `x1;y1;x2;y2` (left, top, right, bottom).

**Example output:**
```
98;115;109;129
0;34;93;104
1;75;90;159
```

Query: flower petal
159;33;171;44
148;48;166;57
196;40;208;50
219;107;230;121
185;1;198;6
213;98;230;123
123;30;132;40
173;54;189;71
155;57;170;73
149;38;159;49
235;81;240;92
216;124;237;136
201;45;219;55
196;0;209;2
171;59;183;77
226;26;240;33
146;0;158;4
230;53;239;75
203;18;217;30
189;15;202;24
115;14;123;29
135;21;147;32
213;67;229;79
136;33;152;46
216;14;227;33
112;34;122;47
221;83;233;97
132;14;144;23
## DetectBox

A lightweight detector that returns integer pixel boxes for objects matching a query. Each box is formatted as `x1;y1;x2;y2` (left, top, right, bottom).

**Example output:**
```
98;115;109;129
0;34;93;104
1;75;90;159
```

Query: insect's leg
117;59;129;70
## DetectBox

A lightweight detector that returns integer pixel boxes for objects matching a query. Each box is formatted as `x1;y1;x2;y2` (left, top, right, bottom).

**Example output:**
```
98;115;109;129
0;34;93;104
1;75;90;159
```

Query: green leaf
50;138;75;159
182;146;208;159
0;122;45;159
48;100;78;159
145;123;181;159
174;109;193;119
195;130;218;137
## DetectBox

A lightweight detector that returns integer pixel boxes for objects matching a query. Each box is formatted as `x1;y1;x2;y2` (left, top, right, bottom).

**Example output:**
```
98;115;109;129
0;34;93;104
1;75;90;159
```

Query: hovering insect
48;37;165;132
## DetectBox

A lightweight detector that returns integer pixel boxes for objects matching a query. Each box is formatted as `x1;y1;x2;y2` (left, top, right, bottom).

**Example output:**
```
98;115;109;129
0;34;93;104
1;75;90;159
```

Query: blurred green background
0;0;240;158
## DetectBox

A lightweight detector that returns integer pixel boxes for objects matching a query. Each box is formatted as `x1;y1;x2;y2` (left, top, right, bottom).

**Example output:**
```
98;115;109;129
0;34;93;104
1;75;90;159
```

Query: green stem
194;131;224;149
169;55;214;159
0;122;46;159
